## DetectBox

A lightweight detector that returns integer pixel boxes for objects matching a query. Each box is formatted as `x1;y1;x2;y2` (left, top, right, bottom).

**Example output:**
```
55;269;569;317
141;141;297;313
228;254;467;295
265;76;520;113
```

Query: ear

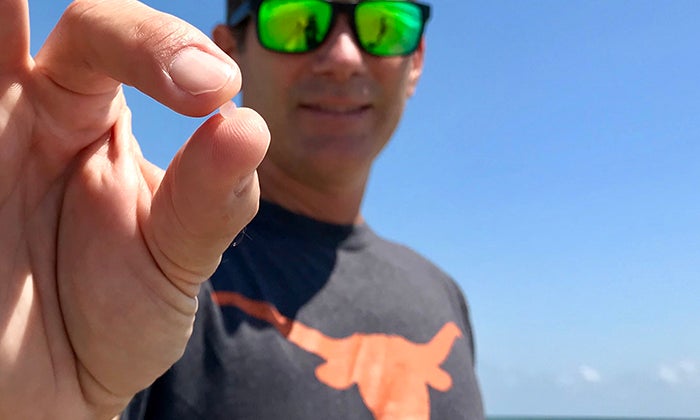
405;37;425;98
213;24;240;60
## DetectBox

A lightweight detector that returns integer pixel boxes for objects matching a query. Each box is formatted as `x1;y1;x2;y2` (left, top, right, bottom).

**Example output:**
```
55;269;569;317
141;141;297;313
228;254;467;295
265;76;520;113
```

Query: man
124;0;483;418
0;0;482;418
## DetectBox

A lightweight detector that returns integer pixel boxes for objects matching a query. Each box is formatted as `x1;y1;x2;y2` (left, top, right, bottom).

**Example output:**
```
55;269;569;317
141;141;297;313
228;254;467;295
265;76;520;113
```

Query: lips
299;102;371;115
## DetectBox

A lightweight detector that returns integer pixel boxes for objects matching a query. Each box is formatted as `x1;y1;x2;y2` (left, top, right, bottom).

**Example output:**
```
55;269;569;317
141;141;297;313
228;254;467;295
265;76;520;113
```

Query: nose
310;15;367;80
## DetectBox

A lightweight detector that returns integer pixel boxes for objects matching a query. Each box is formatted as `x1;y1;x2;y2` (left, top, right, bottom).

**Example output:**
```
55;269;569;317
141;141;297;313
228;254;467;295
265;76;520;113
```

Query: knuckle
128;14;193;62
61;0;111;30
62;0;194;59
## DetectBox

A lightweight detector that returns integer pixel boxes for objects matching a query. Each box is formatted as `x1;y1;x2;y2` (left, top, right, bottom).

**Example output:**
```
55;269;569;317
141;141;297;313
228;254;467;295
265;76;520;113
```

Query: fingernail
234;172;256;197
169;48;234;95
219;100;237;119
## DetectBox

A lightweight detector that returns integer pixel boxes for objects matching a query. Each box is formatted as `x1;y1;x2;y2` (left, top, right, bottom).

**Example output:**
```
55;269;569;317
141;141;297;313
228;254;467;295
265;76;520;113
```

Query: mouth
299;103;372;116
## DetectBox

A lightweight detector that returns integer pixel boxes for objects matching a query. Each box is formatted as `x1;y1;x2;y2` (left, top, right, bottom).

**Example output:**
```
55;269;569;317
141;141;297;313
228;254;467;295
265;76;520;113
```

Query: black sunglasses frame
227;0;432;57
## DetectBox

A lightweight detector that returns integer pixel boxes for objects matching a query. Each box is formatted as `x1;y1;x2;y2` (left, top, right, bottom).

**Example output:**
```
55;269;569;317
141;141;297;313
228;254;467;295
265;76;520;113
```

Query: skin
1;0;423;418
213;5;424;224
0;0;268;418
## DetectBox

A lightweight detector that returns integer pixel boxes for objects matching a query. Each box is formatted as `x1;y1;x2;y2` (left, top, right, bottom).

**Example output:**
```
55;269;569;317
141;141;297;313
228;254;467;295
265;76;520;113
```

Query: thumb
144;103;269;296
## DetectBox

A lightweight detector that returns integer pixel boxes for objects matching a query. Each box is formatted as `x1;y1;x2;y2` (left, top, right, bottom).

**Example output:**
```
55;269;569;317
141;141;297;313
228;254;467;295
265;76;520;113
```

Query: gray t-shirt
124;201;483;419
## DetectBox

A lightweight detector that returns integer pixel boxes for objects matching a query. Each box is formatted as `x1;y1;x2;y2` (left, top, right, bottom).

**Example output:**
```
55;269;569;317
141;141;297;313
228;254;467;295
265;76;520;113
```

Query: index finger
35;0;240;117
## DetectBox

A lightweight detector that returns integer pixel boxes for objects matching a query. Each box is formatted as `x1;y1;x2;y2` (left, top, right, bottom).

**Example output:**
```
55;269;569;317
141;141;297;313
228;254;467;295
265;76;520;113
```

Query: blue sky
29;1;700;417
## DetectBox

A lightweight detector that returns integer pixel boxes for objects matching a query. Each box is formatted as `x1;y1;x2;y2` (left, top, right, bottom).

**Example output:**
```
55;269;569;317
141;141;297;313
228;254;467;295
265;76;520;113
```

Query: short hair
226;0;251;48
226;0;247;25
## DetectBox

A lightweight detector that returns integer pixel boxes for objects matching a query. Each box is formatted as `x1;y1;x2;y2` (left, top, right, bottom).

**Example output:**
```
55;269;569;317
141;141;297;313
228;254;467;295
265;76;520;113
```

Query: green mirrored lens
258;0;333;53
356;1;424;56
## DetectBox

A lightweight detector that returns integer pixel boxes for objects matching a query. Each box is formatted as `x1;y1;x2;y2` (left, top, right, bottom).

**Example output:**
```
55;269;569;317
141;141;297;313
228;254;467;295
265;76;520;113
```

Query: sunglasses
228;0;431;57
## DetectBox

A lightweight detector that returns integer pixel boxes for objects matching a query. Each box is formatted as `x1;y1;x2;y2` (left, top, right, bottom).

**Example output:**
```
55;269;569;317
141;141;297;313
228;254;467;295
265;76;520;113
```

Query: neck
257;160;368;225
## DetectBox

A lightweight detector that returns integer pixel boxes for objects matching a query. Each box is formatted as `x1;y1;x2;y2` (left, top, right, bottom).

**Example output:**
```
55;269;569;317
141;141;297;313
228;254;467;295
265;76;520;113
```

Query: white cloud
579;365;602;383
479;360;700;417
678;360;697;375
658;360;699;385
659;365;680;384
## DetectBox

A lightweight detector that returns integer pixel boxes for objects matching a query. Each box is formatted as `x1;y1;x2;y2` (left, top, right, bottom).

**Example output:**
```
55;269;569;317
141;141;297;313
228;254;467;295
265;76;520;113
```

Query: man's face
216;2;425;187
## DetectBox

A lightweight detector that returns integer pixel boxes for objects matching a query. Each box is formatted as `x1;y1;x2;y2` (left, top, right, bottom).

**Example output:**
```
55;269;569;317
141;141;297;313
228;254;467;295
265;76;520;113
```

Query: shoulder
362;231;460;292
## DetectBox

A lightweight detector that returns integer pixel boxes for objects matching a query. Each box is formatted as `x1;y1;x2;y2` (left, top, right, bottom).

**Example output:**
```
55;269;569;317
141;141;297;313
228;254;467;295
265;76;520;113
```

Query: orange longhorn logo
213;291;463;420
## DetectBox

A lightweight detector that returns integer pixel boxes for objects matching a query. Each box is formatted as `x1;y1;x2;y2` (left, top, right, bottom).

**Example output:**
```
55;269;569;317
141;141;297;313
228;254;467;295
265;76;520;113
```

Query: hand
0;0;269;418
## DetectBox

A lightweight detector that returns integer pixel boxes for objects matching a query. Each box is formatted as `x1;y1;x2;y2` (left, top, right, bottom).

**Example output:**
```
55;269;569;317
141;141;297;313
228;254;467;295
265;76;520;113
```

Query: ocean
487;417;700;420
